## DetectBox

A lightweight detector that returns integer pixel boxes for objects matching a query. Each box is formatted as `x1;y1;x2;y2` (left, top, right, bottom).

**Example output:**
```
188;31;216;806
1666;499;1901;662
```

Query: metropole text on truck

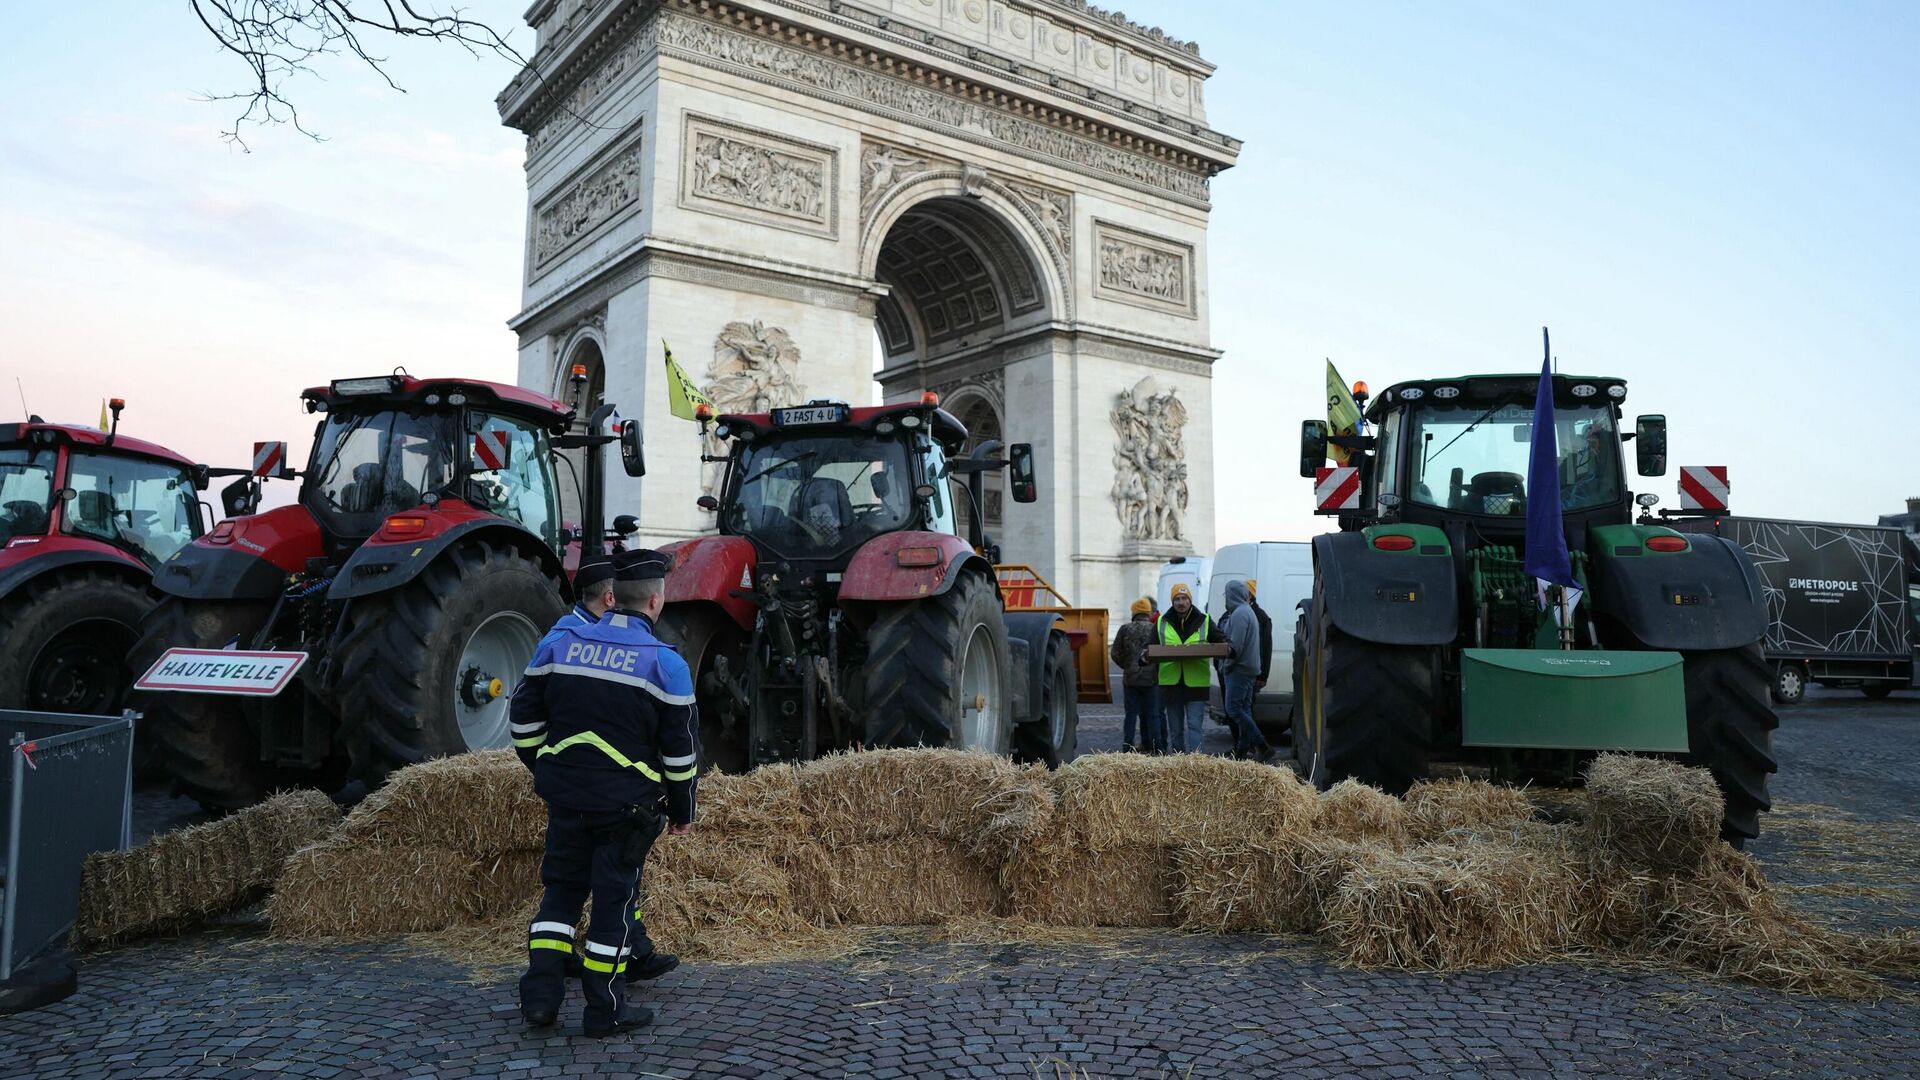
1668;515;1919;703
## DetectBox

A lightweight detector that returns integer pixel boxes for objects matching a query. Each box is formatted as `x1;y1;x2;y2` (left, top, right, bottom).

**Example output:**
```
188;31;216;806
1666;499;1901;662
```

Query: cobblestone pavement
7;687;1915;1079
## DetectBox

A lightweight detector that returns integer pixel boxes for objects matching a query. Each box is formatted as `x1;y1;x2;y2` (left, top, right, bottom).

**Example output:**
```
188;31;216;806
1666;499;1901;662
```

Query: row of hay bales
242;747;1915;996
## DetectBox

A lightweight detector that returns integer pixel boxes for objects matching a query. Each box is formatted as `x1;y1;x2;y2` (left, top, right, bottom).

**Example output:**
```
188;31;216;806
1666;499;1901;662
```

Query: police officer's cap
613;548;672;581
574;557;615;592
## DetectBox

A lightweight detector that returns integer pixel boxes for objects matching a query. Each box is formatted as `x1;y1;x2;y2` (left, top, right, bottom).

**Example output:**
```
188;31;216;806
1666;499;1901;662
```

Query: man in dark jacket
1110;598;1161;752
1221;579;1274;761
1155;583;1226;752
511;548;698;1037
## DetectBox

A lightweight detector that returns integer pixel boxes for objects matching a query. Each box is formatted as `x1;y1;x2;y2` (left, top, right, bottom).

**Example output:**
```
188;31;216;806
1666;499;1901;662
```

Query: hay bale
269;842;483;938
337;750;546;855
1314;780;1410;847
75;789;340;947
1324;839;1582;969
698;765;810;836
1403;778;1535;842
639;839;854;963
1173;841;1317;934
1002;830;1174;927
785;839;1004;925
1049;754;1316;851
1583;753;1722;873
795;749;1052;856
472;849;545;918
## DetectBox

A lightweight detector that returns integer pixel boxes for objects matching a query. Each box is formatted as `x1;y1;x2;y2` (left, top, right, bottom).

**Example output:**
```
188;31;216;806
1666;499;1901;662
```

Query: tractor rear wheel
0;571;151;717
337;541;562;788
128;597;279;810
1298;587;1436;794
655;605;749;773
864;571;1011;755
1014;631;1079;767
1682;643;1779;846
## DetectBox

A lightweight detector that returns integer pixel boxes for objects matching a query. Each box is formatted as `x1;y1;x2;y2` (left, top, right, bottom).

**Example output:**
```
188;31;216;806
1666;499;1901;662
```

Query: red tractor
130;373;643;808
0;402;207;716
654;395;1080;771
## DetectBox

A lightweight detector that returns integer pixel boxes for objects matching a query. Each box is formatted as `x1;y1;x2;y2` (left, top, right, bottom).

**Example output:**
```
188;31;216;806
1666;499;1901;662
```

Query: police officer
511;548;699;1037
560;555;617;630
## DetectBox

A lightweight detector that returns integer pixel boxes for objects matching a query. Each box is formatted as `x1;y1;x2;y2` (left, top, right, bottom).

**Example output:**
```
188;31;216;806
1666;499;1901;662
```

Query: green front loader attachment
1460;649;1689;752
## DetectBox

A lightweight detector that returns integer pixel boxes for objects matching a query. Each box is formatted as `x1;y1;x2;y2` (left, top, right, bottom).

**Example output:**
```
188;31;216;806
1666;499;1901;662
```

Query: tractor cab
297;375;570;555
710;397;1033;570
0;412;204;570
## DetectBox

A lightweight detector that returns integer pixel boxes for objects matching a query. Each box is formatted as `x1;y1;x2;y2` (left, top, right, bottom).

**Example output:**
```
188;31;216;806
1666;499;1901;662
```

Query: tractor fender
0;541;149;604
1313;531;1459;647
154;504;326;601
329;513;564;602
662;535;758;631
1002;611;1064;728
1587;528;1766;651
838;532;985;603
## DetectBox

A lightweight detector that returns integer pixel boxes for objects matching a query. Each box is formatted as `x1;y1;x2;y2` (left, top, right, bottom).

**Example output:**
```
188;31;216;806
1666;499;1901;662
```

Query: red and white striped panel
251;441;287;478
1678;465;1729;511
473;430;511;471
1314;466;1361;513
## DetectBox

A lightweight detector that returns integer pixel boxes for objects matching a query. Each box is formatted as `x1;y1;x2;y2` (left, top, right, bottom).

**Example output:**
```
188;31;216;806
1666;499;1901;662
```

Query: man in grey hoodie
1220;579;1274;762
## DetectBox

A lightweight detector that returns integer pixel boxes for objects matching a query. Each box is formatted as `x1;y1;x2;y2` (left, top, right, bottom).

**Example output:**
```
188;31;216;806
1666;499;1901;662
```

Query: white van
1205;542;1313;729
1154;555;1211;616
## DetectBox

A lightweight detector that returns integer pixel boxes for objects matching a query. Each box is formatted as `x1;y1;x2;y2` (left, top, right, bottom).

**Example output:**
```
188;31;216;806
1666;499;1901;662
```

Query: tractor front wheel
1681;643;1779;846
0;571;151;717
1014;631;1079;767
864;572;1011;755
337;541;562;788
128;597;279;810
1298;586;1437;795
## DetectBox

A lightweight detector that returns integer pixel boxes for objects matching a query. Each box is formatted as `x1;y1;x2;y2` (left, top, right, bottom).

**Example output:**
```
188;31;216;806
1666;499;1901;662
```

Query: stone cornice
498;1;1238;179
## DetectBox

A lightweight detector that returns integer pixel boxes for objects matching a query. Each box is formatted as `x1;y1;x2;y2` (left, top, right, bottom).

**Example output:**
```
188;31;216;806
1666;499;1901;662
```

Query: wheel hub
452;611;540;751
31;638;119;715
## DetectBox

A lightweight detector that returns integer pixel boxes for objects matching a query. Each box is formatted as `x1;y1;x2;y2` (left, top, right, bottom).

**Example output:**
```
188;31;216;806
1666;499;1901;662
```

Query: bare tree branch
189;0;525;149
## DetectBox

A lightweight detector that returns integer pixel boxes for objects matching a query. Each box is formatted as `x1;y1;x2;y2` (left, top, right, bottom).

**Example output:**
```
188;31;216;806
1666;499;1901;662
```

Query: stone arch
552;324;608;408
942;384;1005;540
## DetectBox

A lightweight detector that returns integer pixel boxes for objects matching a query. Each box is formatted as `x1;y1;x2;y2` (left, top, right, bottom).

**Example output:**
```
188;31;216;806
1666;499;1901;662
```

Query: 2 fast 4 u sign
135;648;309;696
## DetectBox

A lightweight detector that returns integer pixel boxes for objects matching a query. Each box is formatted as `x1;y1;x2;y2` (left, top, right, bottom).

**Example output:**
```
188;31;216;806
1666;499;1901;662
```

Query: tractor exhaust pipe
581;402;618;557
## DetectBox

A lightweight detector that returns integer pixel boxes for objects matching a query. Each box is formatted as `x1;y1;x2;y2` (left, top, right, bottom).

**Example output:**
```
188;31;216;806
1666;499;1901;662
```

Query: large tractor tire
128;597;279;810
864;572;1012;755
337;541;562;789
655;605;749;773
1681;643;1779;846
1014;631;1079;767
0;570;152;716
1296;588;1437;795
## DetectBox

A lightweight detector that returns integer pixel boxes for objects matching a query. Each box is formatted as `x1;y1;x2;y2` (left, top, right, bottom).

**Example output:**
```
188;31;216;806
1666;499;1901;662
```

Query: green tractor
1292;367;1778;845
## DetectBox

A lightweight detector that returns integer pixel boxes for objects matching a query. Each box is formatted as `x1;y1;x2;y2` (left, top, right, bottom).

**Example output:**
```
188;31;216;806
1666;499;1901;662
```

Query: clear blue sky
3;2;1915;540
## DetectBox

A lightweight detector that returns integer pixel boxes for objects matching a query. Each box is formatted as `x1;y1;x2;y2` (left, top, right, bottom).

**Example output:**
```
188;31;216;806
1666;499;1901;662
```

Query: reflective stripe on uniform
511;722;545;735
522;661;696;706
530;921;574;937
581;957;626;974
513;736;546;749
529;939;572;954
584;940;622;957
662;753;697;768
536;731;665;781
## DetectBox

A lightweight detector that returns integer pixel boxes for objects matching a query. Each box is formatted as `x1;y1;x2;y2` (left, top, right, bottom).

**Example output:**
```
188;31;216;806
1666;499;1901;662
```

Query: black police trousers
518;805;661;1028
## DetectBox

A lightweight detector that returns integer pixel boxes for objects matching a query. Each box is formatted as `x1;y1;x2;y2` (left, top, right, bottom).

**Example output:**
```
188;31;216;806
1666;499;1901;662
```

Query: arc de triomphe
499;0;1240;618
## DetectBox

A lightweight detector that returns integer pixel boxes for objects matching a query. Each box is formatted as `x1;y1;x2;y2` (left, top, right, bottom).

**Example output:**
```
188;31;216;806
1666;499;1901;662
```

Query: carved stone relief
859;141;947;226
526;13;660;160
1005;180;1072;255
700;320;808;495
681;115;837;237
533;131;645;269
1110;375;1189;542
1093;220;1194;316
655;13;1211;203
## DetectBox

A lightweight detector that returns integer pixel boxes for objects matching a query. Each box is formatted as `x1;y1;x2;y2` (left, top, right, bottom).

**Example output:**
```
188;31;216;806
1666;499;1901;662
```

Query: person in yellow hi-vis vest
1154;583;1228;753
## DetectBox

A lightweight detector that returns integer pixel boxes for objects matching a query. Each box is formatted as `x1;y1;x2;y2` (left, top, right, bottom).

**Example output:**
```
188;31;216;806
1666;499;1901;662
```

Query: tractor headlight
900;415;922;429
331;376;403;396
1398;387;1424;401
1607;385;1627;400
1431;386;1460;399
1571;384;1598;398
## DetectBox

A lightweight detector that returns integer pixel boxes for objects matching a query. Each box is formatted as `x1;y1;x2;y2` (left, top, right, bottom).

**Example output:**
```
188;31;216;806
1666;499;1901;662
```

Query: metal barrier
1;710;135;981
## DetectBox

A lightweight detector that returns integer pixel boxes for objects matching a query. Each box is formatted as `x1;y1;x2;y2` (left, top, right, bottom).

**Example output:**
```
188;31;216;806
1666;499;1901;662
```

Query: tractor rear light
383;515;429;536
1645;535;1689;553
208;521;236;544
1372;534;1417;551
896;546;942;568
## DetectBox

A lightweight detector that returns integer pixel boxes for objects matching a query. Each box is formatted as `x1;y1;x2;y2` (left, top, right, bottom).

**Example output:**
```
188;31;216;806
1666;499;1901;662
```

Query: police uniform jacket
509;610;699;823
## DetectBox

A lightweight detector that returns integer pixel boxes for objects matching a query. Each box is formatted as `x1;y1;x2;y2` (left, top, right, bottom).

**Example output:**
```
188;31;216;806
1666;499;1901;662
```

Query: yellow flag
663;342;715;421
98;399;110;432
1325;360;1361;465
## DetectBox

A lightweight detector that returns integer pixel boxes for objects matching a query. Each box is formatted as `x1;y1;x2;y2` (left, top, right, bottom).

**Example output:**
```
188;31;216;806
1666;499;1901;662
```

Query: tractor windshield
0;447;56;543
725;435;916;558
62;452;201;566
1399;400;1622;515
309;408;458;523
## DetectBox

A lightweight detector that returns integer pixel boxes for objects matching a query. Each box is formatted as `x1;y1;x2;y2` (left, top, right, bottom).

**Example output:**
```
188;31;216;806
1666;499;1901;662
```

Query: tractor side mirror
696;495;719;512
1008;443;1037;504
1299;421;1330;478
220;476;258;518
612;514;639;536
618;421;645;477
191;464;212;491
1635;415;1667;476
